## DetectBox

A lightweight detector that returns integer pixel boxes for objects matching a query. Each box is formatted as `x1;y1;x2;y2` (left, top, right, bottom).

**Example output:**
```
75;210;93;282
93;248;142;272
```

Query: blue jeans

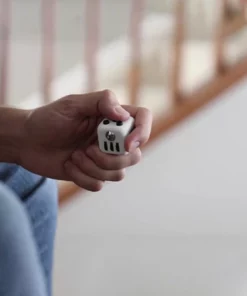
0;163;58;296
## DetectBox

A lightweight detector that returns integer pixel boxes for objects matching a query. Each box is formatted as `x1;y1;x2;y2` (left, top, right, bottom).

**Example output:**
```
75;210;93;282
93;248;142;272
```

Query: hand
19;90;153;191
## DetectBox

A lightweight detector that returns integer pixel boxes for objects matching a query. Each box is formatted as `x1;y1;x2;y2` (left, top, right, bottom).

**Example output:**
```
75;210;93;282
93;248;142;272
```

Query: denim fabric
0;163;58;296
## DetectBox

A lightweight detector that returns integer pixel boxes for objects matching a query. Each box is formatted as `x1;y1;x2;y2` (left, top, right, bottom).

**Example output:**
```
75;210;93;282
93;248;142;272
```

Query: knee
0;182;32;247
32;178;58;212
0;182;47;296
24;178;58;233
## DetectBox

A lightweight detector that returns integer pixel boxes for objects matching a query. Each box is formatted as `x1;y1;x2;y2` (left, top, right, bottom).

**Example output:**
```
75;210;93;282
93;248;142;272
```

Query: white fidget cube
97;117;135;155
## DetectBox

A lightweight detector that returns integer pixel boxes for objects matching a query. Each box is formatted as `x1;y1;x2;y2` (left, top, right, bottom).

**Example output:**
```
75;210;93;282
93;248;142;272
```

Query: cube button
103;119;110;125
105;131;116;141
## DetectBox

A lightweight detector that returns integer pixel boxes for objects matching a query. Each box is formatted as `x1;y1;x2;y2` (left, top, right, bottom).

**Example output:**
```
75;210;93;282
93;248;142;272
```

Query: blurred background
2;0;247;295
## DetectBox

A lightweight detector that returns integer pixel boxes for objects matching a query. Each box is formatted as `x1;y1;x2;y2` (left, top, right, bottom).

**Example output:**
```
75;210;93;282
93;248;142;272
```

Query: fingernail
129;141;140;152
114;106;129;118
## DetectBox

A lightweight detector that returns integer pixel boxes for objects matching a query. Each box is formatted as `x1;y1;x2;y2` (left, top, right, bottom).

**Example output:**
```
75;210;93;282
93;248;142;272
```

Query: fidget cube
97;117;135;155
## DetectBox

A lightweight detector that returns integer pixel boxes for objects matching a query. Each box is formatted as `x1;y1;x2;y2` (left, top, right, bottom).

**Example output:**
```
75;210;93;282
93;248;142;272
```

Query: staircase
1;0;247;204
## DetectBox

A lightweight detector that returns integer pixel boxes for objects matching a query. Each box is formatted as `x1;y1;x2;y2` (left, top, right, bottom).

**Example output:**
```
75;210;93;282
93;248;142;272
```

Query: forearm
0;107;28;163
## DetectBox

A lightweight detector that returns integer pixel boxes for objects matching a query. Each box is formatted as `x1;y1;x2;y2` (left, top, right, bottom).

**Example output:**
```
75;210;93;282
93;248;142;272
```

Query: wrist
0;107;30;164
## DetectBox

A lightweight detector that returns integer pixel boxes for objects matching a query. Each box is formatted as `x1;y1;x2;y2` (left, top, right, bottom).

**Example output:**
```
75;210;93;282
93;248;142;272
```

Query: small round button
103;119;110;125
105;131;116;141
116;121;123;126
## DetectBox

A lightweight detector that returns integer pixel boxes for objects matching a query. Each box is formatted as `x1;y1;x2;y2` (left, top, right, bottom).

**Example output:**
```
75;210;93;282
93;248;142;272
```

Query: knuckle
102;89;115;103
72;151;82;164
64;163;73;179
142;107;152;118
141;135;149;145
113;159;124;170
71;152;77;163
100;158;123;171
93;168;105;181
140;107;153;127
59;95;78;117
86;146;95;156
100;158;111;170
88;147;104;165
140;106;150;113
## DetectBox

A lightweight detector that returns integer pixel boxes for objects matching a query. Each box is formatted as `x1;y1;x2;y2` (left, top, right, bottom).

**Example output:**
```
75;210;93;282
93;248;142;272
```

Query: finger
122;106;153;152
70;90;130;121
64;161;104;192
86;145;142;170
71;150;126;182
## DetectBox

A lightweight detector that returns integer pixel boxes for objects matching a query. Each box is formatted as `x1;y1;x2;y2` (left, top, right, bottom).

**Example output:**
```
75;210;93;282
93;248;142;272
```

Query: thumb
73;90;130;121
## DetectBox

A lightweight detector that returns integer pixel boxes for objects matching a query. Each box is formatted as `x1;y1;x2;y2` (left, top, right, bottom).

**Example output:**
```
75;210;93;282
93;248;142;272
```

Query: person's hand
19;90;152;191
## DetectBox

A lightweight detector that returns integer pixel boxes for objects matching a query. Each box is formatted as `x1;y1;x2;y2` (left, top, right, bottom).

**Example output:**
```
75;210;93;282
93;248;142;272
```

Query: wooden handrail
0;0;11;105
129;0;145;106
215;0;228;74
224;13;247;36
41;0;56;104
223;0;247;36
215;0;247;74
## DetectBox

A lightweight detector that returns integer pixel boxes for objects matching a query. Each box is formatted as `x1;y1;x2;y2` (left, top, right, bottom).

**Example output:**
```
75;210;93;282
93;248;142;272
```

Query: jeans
0;163;58;296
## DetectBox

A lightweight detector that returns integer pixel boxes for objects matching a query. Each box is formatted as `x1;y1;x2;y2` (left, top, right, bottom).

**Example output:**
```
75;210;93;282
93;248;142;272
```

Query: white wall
54;78;247;296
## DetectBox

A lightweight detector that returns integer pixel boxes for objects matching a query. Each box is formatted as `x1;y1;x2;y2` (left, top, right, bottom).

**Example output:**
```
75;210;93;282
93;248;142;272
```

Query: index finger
70;90;130;120
122;105;153;152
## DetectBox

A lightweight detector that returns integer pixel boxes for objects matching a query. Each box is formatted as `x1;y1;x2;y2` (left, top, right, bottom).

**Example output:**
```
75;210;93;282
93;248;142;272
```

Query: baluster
129;0;145;106
170;0;185;105
215;0;227;74
41;0;56;104
84;0;101;92
0;0;11;105
239;0;247;19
